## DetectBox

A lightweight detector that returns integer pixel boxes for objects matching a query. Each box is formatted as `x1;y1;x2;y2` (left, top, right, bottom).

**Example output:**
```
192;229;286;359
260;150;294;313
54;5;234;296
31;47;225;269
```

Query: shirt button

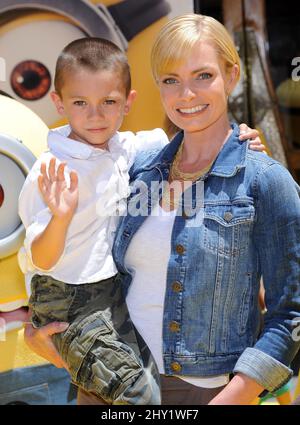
169;321;180;332
172;281;182;292
170;362;182;372
175;244;185;254
224;211;233;222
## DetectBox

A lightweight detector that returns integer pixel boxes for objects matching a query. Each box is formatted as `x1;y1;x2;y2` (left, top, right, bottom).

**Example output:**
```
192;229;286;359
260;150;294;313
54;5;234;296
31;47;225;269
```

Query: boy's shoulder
117;128;168;153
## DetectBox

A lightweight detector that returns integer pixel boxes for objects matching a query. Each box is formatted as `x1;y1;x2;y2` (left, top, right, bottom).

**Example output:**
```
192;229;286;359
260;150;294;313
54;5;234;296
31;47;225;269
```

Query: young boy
18;37;169;405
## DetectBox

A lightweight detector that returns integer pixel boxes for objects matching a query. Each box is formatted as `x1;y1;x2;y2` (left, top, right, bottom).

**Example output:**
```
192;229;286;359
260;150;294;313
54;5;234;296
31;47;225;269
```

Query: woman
25;14;300;405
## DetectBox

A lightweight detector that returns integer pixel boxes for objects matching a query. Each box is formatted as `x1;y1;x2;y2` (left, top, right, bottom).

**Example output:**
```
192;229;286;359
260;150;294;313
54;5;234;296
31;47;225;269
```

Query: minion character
0;0;171;131
0;94;76;404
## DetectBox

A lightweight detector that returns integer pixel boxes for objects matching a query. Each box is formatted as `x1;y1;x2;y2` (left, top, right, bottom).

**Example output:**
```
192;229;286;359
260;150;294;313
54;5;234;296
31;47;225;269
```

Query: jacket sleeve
234;162;300;392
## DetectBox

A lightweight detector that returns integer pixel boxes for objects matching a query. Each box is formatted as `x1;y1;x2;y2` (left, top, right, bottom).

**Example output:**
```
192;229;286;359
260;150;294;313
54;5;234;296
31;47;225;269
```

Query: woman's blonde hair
151;14;240;83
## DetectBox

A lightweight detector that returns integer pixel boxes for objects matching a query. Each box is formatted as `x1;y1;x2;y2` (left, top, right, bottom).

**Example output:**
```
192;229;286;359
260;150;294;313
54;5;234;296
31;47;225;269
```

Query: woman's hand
238;123;265;152
38;157;79;222
208;373;265;405
24;320;69;369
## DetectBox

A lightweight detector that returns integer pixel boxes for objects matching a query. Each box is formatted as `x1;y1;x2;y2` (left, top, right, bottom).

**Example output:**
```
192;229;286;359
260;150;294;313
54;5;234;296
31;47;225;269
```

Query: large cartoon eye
0;0;127;127
0;13;87;126
0;133;36;259
11;60;51;101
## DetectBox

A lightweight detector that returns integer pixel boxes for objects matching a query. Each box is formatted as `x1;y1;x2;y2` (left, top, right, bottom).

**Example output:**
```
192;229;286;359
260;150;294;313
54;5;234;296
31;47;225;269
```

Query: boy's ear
124;89;137;115
50;91;65;115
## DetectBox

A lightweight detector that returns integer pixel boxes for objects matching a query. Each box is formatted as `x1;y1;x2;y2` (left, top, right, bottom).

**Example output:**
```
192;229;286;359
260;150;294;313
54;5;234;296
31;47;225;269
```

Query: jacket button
170;362;182;372
224;212;233;222
175;244;185;254
172;281;182;292
169;321;180;332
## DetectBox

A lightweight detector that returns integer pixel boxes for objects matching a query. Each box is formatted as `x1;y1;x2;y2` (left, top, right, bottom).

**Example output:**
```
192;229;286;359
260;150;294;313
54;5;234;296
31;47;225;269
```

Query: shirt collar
157;122;247;178
48;125;122;160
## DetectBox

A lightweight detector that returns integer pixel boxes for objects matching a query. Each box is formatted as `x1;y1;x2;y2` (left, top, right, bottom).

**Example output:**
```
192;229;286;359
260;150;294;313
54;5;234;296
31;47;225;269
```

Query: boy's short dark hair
54;37;131;97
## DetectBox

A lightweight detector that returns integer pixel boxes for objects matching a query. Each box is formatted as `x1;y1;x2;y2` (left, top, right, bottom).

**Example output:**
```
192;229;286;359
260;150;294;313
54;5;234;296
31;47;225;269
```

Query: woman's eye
162;78;178;85
197;72;212;80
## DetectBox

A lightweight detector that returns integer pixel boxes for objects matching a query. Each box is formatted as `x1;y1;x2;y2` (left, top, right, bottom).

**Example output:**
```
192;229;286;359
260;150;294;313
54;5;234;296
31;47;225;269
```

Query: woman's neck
181;117;232;168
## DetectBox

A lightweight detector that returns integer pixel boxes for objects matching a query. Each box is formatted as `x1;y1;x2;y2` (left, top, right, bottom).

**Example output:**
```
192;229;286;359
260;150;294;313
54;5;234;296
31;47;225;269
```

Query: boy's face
51;69;136;149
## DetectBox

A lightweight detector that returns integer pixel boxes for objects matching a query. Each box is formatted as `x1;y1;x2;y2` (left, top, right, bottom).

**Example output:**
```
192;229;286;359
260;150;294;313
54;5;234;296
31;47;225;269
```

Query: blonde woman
112;14;300;405
24;14;296;405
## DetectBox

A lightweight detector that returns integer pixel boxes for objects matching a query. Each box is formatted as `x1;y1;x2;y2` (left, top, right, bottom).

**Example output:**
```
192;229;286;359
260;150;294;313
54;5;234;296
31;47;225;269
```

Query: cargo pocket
60;310;142;402
29;275;75;327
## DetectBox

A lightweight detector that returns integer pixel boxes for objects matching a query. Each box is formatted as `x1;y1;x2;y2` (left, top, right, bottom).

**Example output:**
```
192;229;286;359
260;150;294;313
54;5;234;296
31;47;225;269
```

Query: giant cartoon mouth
0;101;45;334
0;133;36;259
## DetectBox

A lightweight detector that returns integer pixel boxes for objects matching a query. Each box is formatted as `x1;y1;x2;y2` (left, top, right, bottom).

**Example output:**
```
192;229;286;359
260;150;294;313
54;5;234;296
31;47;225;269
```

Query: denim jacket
113;123;300;392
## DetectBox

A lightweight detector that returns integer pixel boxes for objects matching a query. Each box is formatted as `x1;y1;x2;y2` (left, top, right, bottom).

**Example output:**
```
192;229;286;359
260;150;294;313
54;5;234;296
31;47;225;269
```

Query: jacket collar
153;122;248;178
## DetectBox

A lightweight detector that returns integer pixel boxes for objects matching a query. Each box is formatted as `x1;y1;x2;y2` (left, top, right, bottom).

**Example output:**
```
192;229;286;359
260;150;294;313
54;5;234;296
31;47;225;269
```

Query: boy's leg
58;276;161;405
29;274;161;404
29;274;75;328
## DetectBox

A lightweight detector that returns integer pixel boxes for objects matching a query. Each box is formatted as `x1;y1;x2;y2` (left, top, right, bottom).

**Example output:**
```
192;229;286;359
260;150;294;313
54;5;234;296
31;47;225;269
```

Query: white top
18;125;168;295
125;203;229;388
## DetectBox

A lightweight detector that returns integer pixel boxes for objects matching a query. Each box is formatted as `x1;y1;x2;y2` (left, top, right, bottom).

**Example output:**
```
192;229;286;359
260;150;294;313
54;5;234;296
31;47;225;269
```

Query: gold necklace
170;141;213;182
161;142;212;211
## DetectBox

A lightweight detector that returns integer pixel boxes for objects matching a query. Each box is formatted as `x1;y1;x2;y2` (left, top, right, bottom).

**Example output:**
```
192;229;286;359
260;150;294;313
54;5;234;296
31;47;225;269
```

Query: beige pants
77;375;225;405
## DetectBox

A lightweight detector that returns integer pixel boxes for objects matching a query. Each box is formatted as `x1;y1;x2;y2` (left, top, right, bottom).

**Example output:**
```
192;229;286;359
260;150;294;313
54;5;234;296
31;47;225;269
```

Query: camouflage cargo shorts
29;274;161;405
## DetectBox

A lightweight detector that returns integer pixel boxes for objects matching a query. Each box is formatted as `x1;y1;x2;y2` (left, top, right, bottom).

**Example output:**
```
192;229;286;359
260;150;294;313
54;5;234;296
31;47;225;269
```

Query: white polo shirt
18;125;168;295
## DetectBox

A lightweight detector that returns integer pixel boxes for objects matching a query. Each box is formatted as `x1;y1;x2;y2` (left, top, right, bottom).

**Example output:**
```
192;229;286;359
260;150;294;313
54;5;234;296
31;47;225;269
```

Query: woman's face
157;41;237;134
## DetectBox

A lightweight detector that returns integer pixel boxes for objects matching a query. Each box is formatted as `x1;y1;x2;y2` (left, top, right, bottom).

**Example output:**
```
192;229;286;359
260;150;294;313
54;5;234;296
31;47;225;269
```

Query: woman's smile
177;104;209;115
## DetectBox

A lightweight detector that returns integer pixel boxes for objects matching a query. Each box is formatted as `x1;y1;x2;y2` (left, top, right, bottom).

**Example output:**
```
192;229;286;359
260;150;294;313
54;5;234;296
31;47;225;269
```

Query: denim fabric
0;364;76;405
29;275;161;404
113;123;300;392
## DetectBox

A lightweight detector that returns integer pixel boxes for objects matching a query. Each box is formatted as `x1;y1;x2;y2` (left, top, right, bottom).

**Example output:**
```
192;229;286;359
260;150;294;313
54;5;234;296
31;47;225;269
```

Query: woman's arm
234;163;300;396
212;163;300;404
209;373;264;405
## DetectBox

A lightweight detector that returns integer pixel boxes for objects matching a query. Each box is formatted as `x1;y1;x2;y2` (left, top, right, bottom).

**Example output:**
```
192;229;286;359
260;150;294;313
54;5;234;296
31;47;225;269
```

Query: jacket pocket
204;202;255;256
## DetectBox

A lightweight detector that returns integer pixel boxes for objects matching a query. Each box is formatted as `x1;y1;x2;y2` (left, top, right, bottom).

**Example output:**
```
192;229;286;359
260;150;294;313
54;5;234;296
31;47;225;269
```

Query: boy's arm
31;158;78;270
31;215;73;271
20;157;78;271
